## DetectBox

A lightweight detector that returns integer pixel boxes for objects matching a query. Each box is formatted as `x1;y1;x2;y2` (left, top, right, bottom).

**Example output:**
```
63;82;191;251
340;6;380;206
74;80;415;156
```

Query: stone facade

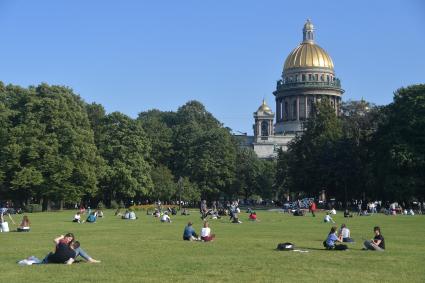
238;20;344;159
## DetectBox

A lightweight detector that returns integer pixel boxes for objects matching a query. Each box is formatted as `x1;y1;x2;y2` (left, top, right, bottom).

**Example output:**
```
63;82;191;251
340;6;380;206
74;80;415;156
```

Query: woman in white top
73;212;82;223
339;224;354;242
160;212;171;223
200;221;215;242
324;213;335;223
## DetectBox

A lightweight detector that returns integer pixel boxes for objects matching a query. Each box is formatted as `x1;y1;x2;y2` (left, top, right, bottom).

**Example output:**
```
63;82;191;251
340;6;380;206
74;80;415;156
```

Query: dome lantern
303;19;315;43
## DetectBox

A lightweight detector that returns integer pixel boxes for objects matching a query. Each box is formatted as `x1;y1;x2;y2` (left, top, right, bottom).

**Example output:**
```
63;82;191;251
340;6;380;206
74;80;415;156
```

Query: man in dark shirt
363;226;385;251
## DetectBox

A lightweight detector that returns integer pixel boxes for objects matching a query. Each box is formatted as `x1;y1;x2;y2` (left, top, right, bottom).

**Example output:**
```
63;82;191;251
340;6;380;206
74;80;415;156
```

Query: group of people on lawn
10;202;386;266
324;225;385;251
183;221;215;242
0;207;31;233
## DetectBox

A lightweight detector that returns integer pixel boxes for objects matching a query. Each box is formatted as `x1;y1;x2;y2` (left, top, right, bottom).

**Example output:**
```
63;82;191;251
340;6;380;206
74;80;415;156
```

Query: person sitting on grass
323;226;347;250
41;235;78;264
153;209;161;218
249;212;258;221
96;210;104;218
128;209;137;220
338;224;354;242
324;212;335;223
55;233;100;263
363;226;385;251
17;215;30;232
122;209;137;220
183;222;199;241
73;212;83;223
86;211;97;223
161;211;171;223
200;221;215;242
181;208;190;216
344;209;353;218
115;208;123;217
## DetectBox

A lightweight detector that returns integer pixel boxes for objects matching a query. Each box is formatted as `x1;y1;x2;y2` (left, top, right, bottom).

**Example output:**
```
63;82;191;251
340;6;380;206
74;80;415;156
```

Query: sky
0;0;424;134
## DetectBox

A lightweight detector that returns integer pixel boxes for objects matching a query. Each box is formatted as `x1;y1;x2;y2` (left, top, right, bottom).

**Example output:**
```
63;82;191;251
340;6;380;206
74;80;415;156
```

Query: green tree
0;83;101;209
98;112;153;203
149;165;177;201
285;99;342;198
137;109;175;167
172;101;236;199
372;85;425;201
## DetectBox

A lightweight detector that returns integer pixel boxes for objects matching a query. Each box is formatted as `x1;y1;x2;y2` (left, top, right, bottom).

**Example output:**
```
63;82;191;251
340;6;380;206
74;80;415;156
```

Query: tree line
0;82;274;209
0;82;423;210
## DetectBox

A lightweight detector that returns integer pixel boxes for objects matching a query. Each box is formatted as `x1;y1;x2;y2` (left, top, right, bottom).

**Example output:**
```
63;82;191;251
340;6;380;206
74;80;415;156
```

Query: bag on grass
277;242;294;251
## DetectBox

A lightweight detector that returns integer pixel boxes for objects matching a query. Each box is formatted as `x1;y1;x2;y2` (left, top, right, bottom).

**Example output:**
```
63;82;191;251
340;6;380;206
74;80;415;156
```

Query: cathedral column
296;96;300;121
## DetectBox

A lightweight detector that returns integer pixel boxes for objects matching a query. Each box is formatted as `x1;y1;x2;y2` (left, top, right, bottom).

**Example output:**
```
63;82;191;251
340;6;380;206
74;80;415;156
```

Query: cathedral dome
257;99;272;114
283;20;334;71
284;43;334;70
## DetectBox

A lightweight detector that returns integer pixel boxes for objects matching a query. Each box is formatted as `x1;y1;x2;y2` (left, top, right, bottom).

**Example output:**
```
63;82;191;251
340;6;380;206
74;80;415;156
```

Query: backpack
277;242;294;251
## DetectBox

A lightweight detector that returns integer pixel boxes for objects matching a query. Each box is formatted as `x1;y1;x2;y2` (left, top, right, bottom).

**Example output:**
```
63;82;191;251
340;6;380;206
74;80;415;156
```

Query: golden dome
257;99;272;114
284;20;334;70
284;43;334;70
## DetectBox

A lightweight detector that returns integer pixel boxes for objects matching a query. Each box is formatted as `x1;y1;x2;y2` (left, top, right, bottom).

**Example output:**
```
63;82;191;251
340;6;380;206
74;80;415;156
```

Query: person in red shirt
249;212;257;221
309;201;317;217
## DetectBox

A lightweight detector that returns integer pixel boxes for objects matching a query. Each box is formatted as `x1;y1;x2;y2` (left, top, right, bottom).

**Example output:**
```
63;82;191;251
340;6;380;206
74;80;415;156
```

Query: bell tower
253;99;274;141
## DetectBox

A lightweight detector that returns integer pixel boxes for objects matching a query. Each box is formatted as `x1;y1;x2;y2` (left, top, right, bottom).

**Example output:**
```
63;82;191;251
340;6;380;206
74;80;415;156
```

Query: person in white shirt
129;210;137;220
339;224;354;242
160;212;171;223
73;212;82;223
324;213;335;223
0;213;10;232
330;208;337;215
200;221;215;242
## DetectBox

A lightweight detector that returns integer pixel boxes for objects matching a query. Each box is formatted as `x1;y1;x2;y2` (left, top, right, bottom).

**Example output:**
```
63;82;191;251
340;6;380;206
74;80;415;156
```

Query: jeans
363;240;384;251
74;247;92;260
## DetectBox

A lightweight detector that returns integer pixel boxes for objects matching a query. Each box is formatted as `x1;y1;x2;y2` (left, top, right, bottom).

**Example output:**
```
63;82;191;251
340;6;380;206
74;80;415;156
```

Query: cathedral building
244;20;344;158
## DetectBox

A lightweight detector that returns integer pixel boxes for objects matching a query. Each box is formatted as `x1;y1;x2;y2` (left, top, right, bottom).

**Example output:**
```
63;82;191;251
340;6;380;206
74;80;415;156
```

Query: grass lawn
1;209;424;283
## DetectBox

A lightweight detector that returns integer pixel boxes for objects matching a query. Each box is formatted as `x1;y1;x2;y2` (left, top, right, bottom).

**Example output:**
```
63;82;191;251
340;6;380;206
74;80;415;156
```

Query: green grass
1;210;425;282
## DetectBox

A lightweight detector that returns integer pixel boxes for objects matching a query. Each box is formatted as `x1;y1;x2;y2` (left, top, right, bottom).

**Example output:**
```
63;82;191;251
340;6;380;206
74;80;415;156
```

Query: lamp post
178;176;183;210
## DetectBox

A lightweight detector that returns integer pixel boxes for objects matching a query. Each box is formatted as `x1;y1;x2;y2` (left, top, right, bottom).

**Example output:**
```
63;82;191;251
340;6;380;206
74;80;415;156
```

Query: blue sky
0;0;424;134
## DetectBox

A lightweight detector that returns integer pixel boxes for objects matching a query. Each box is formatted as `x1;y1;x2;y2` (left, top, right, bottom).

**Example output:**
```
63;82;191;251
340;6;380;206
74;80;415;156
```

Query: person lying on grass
183;221;200;241
200;221;215;242
363;226;385;251
161;211;171;223
323;226;347;250
324;212;335;223
338;224;354;242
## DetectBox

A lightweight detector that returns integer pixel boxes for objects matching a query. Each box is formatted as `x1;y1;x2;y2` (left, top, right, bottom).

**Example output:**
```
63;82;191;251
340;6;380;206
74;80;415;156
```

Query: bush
97;201;104;209
24;204;43;213
110;200;119;209
119;201;125;209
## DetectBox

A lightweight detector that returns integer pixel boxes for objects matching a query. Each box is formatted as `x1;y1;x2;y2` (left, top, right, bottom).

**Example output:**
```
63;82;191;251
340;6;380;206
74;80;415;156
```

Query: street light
178;176;184;210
